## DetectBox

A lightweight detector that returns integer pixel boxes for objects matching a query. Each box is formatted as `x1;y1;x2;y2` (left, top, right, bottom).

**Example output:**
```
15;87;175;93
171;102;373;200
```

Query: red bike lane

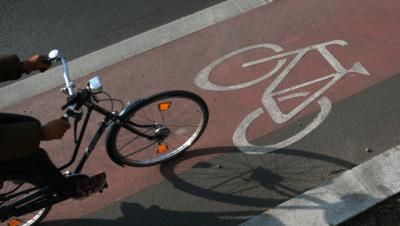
3;0;400;221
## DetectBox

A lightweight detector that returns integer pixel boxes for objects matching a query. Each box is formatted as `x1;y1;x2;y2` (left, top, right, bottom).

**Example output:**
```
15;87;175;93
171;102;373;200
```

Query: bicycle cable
96;91;125;112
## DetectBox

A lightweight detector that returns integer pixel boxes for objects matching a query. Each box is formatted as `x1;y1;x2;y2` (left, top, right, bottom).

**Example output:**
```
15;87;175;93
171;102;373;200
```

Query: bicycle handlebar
46;49;80;117
47;49;75;96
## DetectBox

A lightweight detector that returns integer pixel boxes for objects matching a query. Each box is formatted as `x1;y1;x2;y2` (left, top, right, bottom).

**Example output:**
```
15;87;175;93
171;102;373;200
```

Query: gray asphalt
40;72;400;225
0;0;226;60
0;0;226;87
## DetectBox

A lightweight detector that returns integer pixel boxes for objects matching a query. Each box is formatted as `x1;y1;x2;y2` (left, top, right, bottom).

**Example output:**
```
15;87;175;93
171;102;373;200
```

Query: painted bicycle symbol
195;40;370;154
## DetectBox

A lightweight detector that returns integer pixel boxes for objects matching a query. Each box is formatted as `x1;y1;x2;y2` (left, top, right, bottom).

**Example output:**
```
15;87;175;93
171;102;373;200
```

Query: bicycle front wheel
0;175;51;226
106;91;209;167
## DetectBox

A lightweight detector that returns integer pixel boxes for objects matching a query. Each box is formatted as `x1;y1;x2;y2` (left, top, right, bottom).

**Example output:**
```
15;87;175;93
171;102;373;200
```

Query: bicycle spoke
118;128;152;151
122;141;158;158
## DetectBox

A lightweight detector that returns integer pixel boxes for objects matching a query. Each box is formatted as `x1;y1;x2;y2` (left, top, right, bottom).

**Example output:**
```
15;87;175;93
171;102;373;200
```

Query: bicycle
0;49;209;226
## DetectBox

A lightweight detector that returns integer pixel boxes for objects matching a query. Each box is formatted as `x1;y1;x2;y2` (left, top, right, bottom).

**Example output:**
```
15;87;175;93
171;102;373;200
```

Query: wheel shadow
160;146;356;208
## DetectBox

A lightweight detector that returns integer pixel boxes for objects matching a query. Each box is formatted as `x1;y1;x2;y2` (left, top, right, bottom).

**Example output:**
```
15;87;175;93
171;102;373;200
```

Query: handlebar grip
60;115;69;121
61;102;72;110
61;96;77;110
42;57;52;65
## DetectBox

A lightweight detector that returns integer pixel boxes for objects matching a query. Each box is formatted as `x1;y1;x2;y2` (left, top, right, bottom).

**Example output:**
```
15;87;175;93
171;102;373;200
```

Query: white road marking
196;40;370;154
233;97;332;154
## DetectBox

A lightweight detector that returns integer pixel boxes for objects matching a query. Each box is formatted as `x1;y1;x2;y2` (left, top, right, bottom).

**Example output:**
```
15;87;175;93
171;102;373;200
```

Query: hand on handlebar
41;118;71;141
21;54;52;74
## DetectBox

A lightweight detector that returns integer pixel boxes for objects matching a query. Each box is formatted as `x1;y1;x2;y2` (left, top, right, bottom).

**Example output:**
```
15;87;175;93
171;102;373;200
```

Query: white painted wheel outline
233;96;332;154
195;40;370;154
195;43;287;91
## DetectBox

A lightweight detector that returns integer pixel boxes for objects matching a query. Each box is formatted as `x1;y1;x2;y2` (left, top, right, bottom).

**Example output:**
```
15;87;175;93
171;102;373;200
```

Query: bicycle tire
0;174;51;226
106;90;209;167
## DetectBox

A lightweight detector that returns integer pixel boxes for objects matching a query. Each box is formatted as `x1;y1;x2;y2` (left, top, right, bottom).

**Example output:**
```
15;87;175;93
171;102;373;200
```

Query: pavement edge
239;146;400;226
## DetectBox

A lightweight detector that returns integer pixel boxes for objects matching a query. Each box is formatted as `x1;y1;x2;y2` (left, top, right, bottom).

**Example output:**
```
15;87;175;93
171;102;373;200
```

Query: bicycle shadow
159;146;377;225
41;146;357;226
41;202;271;226
160;146;356;208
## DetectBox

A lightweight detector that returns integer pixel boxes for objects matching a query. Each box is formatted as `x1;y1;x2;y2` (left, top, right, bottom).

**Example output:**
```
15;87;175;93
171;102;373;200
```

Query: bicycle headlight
87;76;103;94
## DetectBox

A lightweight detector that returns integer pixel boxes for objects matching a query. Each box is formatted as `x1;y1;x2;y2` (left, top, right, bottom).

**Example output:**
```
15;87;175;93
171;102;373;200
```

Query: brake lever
39;57;53;72
42;57;52;65
61;95;77;110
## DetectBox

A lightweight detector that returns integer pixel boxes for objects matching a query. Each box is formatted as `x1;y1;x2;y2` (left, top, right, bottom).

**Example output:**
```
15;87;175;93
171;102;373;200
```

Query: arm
0;54;67;141
0;54;51;82
0;54;23;82
41;118;71;141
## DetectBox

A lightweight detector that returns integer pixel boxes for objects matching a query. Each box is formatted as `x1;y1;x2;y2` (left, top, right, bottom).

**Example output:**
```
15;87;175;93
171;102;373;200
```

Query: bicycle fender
118;98;145;120
105;98;144;167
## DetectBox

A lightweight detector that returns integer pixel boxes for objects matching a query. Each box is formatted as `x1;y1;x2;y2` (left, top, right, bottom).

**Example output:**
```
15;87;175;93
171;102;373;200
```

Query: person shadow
41;201;278;226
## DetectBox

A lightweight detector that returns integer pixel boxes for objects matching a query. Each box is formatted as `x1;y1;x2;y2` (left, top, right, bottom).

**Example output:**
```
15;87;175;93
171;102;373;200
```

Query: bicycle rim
111;92;208;166
0;177;50;226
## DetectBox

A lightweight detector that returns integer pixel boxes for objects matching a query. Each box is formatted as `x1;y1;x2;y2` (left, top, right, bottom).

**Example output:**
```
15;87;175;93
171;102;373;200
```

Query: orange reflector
158;102;172;111
8;219;23;226
157;144;169;154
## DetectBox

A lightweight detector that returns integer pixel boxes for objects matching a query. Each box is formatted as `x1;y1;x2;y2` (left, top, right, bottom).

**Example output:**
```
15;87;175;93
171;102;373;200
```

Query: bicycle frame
60;102;114;173
59;96;158;173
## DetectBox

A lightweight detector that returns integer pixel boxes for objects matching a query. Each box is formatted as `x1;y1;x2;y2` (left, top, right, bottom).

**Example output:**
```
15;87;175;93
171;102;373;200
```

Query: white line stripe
277;92;309;102
0;0;273;109
239;145;400;226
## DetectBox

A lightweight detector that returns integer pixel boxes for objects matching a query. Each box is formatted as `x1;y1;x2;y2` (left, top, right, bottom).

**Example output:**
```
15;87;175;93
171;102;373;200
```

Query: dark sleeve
0;54;23;82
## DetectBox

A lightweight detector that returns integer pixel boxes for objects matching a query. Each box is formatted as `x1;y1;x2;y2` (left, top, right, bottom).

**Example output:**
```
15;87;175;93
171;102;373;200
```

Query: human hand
21;54;51;74
41;118;71;141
